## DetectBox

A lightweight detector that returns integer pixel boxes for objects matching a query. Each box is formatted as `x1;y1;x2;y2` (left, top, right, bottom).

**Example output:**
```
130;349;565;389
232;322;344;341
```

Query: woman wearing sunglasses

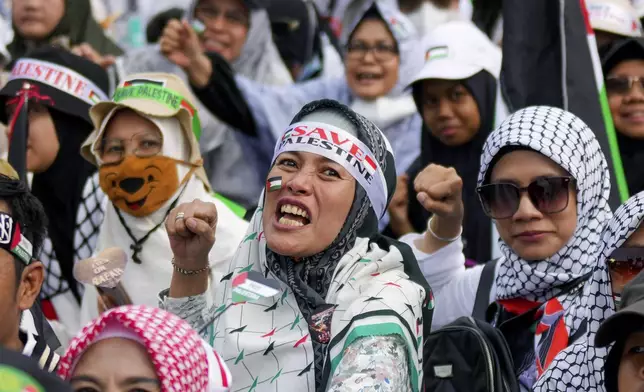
534;192;644;391
403;106;612;389
602;37;644;194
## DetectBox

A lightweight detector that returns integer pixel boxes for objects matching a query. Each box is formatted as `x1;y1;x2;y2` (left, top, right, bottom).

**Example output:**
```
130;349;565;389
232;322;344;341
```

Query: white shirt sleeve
400;233;497;330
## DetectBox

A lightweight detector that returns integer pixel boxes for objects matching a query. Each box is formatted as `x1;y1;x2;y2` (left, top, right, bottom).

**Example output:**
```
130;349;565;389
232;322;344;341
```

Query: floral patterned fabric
327;335;409;391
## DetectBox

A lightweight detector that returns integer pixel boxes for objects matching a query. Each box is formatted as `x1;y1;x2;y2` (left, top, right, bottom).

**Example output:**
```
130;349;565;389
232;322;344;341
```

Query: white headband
8;58;108;105
273;121;389;218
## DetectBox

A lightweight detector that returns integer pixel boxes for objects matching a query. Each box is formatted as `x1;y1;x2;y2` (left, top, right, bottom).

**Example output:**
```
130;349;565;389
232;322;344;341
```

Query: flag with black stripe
501;0;628;208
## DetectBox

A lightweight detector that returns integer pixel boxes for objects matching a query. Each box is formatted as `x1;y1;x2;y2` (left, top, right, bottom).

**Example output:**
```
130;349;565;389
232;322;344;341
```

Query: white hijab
79;110;248;324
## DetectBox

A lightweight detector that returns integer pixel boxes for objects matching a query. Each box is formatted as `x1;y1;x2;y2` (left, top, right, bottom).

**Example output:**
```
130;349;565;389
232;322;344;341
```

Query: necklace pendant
130;244;143;264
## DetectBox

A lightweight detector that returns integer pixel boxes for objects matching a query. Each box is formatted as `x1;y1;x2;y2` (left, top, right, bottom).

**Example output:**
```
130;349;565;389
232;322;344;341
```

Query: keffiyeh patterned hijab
479;106;612;382
534;192;644;391
58;305;231;392
479;106;612;302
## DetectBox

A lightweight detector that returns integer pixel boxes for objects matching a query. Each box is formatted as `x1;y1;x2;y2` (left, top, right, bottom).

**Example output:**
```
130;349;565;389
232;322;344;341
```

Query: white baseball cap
409;20;501;88
588;0;642;37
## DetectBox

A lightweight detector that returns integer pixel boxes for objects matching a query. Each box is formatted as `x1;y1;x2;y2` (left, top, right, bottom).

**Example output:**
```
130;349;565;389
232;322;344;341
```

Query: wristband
427;216;462;243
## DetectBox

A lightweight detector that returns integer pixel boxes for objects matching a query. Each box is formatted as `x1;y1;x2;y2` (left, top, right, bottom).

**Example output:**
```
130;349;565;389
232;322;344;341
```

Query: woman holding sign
160;99;431;392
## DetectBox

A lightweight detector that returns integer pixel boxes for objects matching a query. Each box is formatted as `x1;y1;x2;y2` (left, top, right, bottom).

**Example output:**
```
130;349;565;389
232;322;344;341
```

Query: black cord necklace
114;186;186;264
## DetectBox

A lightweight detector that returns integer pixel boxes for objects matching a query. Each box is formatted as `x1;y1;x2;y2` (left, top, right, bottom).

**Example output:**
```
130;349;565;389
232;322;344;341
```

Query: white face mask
350;95;417;130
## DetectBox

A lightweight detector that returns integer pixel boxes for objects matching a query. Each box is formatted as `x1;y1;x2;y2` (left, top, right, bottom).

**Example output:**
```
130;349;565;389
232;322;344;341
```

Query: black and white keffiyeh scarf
479;106;612;384
481;106;611;301
534;192;644;391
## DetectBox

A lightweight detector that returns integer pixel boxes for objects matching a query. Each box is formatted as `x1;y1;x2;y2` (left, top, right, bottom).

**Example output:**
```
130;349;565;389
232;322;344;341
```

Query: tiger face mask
99;155;195;217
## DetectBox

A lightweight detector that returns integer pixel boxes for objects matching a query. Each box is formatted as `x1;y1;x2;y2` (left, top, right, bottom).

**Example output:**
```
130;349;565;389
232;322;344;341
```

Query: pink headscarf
58;305;231;392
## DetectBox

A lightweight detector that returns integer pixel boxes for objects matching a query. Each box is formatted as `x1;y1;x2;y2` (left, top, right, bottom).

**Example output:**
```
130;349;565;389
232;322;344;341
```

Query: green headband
112;83;202;141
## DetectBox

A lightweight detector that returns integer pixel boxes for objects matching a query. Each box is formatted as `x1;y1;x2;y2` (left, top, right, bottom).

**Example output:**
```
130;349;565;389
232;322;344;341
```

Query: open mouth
356;72;383;82
623;111;644;121
276;200;311;227
202;38;230;52
126;197;147;211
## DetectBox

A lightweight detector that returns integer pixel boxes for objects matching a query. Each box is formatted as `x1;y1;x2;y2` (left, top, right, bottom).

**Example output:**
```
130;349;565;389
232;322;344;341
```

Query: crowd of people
2;0;644;391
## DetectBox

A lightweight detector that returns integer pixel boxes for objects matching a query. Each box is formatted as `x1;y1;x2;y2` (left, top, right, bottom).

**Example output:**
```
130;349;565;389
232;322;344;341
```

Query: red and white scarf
58;305;231;392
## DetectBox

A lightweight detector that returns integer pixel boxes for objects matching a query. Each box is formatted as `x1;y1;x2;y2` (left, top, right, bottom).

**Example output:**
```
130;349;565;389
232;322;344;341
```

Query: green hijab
7;0;123;65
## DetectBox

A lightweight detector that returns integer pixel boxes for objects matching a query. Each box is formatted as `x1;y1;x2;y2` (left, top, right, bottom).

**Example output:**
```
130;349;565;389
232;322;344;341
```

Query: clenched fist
414;164;464;242
166;199;218;272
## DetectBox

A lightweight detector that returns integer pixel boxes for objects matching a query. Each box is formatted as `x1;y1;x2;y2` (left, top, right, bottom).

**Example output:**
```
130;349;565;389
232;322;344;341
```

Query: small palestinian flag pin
267;176;282;192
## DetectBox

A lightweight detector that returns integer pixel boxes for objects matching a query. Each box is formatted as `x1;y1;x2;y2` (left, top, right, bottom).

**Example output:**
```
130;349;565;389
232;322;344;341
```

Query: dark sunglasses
606;76;644;95
607;247;644;276
477;176;575;219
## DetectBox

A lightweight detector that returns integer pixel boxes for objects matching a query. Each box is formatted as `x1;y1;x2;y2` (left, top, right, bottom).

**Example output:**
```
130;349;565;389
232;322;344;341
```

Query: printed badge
232;270;281;303
310;304;336;344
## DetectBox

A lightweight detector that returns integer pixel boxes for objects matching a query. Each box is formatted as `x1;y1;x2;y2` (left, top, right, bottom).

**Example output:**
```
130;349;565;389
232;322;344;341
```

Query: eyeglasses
477;176;575;219
606;76;644;95
100;132;162;165
607;247;644;277
195;5;249;27
345;42;398;62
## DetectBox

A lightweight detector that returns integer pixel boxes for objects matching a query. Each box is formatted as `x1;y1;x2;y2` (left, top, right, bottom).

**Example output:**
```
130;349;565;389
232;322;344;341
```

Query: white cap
409;20;501;86
588;0;642;37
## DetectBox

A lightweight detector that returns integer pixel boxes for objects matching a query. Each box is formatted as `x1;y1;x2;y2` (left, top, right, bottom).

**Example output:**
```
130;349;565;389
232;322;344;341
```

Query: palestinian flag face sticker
267;176;282;192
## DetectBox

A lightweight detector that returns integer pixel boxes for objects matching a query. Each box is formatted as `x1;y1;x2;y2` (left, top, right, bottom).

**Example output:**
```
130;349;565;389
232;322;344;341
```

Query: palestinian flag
7;91;30;182
89;90;102;104
501;0;628;208
266;176;282;192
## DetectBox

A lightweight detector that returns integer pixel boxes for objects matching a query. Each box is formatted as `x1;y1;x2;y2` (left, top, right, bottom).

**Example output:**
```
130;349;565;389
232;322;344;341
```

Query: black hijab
30;111;95;302
601;37;644;195
0;47;109;302
406;70;497;263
